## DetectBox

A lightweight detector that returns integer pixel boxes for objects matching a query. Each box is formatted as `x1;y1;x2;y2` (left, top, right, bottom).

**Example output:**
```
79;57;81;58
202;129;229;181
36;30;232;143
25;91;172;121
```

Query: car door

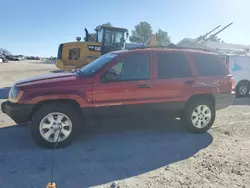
92;51;154;116
152;51;195;112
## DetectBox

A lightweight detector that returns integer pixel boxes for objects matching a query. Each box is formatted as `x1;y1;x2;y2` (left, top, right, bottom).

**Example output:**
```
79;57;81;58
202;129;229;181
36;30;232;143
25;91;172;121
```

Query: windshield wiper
75;69;93;76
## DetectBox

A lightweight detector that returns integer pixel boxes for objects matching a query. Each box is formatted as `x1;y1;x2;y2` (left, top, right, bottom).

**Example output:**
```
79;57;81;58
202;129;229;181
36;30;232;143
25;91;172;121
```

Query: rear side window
193;54;228;76
156;52;191;79
68;48;80;60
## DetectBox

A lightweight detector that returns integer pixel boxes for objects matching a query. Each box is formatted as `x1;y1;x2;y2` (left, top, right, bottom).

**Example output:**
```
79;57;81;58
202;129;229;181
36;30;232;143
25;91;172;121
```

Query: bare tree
0;48;11;56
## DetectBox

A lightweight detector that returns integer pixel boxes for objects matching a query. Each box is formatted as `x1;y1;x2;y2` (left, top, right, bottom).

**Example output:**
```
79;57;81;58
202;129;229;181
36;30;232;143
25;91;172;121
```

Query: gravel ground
0;61;249;188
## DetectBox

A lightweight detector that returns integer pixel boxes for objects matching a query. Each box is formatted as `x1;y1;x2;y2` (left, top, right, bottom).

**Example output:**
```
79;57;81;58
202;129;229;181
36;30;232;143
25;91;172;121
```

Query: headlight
8;85;23;103
9;86;19;99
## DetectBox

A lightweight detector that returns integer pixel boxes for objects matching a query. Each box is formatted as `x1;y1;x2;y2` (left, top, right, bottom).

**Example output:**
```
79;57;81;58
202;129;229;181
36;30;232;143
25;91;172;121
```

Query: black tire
181;100;215;133
235;81;250;98
29;103;81;148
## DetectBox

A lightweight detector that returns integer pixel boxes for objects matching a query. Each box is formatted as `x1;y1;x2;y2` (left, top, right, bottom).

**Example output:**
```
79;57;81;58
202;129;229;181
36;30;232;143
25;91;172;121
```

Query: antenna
201;22;233;45
194;25;221;44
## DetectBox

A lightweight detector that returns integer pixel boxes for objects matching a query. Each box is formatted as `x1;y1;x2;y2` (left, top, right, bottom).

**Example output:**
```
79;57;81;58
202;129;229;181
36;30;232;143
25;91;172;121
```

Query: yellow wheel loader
56;25;128;71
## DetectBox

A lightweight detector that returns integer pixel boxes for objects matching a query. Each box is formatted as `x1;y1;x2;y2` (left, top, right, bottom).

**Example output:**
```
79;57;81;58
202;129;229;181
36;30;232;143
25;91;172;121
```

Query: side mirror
101;71;117;82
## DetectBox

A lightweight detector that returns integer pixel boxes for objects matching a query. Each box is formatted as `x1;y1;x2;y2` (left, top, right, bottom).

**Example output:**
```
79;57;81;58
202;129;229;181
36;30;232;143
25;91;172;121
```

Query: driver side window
101;53;150;83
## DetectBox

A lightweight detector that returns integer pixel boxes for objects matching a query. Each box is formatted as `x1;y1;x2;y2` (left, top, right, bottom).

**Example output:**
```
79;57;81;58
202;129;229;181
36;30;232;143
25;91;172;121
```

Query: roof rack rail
129;44;216;53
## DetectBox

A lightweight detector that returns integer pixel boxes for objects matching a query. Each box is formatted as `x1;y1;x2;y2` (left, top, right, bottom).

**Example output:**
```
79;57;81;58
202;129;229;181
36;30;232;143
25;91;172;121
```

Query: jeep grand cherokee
1;47;234;147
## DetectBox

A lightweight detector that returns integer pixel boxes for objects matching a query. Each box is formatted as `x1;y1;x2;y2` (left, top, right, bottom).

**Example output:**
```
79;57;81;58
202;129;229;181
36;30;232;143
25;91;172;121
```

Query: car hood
15;72;93;89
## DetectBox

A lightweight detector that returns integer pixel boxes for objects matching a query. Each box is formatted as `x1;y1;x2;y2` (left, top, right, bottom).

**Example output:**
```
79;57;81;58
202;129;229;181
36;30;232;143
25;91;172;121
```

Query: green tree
129;22;153;43
209;35;221;42
156;29;171;46
197;35;205;41
102;22;112;27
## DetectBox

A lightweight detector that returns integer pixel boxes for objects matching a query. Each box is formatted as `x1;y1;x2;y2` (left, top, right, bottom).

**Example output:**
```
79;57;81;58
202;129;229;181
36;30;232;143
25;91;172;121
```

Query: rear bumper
1;101;34;124
215;92;235;110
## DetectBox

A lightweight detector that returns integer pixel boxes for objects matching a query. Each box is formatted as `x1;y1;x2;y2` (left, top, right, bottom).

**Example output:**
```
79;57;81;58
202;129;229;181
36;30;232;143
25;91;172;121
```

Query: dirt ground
0;61;249;188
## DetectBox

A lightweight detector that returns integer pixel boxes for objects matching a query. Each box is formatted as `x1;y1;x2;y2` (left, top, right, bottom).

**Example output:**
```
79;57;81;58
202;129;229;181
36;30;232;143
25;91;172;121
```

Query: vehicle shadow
31;60;55;64
0;87;11;99
232;97;250;106
0;117;213;188
50;70;66;73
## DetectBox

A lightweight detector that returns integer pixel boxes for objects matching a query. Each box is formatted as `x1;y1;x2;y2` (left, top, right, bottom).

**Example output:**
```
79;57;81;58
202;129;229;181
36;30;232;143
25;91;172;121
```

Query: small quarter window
193;54;228;76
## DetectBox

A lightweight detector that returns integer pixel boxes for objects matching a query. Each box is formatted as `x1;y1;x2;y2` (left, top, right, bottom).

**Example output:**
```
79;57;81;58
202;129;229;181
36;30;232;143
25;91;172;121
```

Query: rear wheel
30;103;81;148
236;81;250;98
181;100;215;133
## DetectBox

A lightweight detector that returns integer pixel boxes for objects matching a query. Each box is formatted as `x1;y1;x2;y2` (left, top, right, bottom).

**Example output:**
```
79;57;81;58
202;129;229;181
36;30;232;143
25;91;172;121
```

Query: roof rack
129;44;216;53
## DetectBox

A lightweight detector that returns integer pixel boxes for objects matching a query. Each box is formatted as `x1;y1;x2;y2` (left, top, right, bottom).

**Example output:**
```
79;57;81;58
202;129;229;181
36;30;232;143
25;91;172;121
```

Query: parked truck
223;54;250;97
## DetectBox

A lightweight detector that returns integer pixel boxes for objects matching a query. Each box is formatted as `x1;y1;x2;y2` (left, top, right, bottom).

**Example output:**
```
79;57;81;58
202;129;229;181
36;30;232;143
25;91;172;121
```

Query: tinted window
194;54;228;76
102;53;150;82
68;48;80;60
156;53;191;79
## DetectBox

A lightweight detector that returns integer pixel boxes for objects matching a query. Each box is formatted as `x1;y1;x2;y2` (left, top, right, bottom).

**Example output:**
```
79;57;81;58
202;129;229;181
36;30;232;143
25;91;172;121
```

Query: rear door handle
137;84;152;88
185;80;195;85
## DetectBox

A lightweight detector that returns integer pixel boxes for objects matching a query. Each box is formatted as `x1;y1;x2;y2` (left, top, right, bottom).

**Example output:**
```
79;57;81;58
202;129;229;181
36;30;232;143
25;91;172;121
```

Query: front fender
19;89;93;108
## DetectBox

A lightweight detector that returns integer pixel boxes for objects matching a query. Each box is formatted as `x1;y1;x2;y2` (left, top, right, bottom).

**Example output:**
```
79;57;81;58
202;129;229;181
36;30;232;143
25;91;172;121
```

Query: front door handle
137;84;152;88
185;80;195;85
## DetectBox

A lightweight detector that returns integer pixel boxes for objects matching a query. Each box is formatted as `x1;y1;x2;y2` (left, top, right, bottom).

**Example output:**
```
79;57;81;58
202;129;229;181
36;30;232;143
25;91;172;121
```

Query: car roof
111;47;218;56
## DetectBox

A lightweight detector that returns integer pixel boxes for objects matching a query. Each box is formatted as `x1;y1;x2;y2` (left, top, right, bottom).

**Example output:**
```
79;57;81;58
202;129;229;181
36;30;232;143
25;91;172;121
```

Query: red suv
1;47;234;147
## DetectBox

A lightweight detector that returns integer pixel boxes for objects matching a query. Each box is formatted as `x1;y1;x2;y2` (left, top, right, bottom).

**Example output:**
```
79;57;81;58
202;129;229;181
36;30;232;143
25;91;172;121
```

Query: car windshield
77;53;117;75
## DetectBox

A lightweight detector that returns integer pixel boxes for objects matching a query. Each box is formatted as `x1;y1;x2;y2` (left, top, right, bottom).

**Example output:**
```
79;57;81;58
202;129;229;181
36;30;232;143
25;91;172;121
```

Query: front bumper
1;101;34;124
215;91;235;110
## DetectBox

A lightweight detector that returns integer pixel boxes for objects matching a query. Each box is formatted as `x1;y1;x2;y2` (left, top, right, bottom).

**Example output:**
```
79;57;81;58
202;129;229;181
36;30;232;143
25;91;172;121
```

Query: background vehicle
1;46;233;148
26;56;36;60
5;55;18;61
18;55;25;60
0;54;8;63
49;56;56;60
56;25;128;71
224;54;250;97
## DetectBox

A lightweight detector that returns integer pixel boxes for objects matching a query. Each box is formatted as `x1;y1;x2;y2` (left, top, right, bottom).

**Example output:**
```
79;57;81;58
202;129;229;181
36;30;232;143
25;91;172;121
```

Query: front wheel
181;100;215;133
30;103;81;148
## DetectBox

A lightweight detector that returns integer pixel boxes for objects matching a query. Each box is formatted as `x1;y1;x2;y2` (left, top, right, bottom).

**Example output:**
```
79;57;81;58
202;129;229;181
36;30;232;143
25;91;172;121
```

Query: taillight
225;60;229;69
231;76;235;90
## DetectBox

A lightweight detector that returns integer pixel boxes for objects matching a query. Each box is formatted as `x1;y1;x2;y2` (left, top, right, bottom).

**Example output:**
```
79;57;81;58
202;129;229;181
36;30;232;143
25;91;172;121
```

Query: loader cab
56;26;128;71
95;26;128;54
